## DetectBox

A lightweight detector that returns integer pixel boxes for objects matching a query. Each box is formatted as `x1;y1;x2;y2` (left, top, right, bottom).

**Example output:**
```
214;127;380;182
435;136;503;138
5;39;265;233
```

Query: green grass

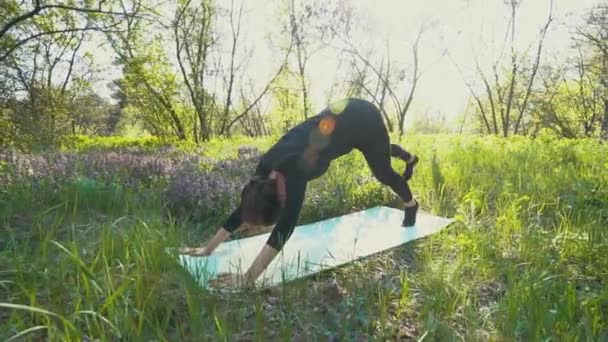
61;133;278;156
1;133;607;341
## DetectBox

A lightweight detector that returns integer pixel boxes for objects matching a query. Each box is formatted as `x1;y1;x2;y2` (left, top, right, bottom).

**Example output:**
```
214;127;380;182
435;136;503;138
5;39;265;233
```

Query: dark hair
240;176;281;226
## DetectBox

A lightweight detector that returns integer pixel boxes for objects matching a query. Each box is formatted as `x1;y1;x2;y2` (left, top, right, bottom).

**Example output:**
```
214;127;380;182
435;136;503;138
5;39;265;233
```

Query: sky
87;0;601;126
341;0;600;124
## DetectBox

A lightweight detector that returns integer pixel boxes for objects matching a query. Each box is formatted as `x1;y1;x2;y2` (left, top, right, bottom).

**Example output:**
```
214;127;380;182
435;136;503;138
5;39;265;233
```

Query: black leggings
358;135;415;203
342;100;415;204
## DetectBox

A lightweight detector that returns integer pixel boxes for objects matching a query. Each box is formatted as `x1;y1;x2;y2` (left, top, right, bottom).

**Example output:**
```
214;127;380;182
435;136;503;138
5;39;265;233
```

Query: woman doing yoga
180;98;419;288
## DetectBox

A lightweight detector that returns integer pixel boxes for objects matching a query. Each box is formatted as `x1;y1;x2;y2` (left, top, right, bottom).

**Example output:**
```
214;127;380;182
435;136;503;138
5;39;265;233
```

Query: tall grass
1;134;606;340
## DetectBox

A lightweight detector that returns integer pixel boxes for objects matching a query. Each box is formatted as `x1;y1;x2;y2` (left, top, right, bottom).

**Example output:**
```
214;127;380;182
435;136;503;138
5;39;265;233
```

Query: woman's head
240;175;282;227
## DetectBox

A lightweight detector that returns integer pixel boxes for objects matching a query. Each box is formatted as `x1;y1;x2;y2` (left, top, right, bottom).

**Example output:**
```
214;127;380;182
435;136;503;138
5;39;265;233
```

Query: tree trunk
601;99;608;140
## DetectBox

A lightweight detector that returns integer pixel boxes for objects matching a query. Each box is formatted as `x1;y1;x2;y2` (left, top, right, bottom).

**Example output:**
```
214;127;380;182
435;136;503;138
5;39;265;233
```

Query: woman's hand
179;228;233;257
179;246;211;256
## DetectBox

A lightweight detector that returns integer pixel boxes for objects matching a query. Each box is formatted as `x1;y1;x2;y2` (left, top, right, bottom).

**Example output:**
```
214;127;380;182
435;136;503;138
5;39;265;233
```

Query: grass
1;133;607;341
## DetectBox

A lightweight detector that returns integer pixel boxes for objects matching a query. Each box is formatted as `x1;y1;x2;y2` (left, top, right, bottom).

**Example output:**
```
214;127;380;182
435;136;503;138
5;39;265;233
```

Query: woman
180;98;419;288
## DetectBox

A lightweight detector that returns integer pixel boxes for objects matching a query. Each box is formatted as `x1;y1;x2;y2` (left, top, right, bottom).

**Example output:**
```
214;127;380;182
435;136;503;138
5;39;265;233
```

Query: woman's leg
358;131;419;226
390;144;419;181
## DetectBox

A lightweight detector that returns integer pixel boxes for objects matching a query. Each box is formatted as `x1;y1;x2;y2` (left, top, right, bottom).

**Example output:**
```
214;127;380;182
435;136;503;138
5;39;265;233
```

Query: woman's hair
240;175;282;226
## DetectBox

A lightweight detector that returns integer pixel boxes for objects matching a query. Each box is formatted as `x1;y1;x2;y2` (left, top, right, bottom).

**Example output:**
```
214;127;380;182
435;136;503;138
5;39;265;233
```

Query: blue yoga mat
176;206;454;288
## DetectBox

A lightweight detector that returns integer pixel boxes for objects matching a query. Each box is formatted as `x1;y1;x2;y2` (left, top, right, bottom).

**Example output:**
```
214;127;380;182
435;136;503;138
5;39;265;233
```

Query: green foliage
266;68;305;134
60;133;279;156
530;76;606;138
406;111;452;135
62;134;192;153
118;38;189;139
1;134;607;340
1;0;120;151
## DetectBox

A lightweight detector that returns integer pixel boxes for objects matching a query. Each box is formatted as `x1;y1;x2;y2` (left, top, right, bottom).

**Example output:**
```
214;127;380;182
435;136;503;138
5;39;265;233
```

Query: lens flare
319;116;336;136
329;98;348;114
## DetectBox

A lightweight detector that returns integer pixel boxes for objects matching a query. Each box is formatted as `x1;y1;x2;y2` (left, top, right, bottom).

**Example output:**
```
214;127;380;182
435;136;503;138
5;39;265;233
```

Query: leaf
50;240;103;293
4;325;49;342
0;302;63;319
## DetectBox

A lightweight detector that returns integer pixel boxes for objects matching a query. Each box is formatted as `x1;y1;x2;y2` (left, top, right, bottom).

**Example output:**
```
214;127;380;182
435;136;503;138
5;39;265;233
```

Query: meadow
0;133;606;341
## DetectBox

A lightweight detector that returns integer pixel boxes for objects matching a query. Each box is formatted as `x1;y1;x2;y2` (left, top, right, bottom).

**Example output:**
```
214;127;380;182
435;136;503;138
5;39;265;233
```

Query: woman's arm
179;227;232;256
243;174;307;284
180;205;243;256
243;243;280;283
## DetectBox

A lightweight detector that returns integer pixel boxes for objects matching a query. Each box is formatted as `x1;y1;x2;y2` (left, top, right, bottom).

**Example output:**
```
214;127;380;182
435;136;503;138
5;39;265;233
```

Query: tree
574;3;608;140
215;0;294;137
344;26;424;137
521;3;608;139
70;91;116;135
280;0;351;120
0;0;144;63
173;0;217;142
266;66;302;134
530;55;605;138
105;0;188;141
106;79;128;135
0;6;98;150
345;43;395;132
451;0;553;136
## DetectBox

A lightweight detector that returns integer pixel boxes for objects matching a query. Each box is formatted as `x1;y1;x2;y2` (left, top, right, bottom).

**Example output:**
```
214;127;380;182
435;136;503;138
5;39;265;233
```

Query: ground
0;134;606;340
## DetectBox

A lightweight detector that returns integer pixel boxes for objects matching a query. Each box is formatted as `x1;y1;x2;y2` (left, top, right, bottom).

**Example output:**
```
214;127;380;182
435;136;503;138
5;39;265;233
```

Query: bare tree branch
473;55;499;133
502;0;520;137
1;23;124;62
224;35;295;133
446;51;492;134
219;0;244;134
397;27;423;136
61;30;87;94
0;0;44;40
0;1;143;41
514;0;553;134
